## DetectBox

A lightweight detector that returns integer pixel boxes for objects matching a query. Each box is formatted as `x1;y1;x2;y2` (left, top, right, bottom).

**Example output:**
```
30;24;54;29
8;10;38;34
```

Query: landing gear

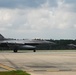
33;49;36;52
13;47;18;53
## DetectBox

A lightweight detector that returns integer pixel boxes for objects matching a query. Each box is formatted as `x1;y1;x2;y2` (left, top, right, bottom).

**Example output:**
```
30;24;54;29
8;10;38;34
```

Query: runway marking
2;54;20;70
24;68;76;72
0;63;16;71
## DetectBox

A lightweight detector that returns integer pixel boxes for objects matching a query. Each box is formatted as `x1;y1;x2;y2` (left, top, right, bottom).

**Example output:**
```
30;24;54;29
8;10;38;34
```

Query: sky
0;0;76;39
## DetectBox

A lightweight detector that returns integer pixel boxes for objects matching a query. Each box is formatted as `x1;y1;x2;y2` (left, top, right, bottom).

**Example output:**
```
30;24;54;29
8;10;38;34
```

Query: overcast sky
0;0;76;39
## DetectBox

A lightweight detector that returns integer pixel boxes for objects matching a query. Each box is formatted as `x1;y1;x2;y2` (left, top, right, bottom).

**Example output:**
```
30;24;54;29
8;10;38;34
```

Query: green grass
0;70;30;75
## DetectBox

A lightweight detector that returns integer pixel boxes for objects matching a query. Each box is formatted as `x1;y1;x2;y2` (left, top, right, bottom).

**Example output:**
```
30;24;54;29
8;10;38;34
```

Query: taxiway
0;50;76;75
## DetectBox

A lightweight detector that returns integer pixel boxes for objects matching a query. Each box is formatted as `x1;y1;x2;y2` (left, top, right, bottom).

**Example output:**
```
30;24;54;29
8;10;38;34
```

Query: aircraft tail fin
0;34;5;40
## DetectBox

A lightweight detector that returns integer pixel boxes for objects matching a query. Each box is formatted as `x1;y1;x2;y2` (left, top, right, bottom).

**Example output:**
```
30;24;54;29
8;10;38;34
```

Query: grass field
0;70;30;75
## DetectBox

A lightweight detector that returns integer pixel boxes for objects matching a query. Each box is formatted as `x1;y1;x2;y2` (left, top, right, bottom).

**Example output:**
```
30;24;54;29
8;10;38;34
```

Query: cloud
0;0;46;8
25;0;76;30
0;0;76;39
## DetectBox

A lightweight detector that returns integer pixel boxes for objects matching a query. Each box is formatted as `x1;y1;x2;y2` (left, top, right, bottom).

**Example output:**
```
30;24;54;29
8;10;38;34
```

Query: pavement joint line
0;63;16;71
25;69;76;72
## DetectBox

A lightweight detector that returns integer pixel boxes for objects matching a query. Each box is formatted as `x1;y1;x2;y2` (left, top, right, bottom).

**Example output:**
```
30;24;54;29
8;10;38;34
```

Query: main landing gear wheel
13;48;18;53
33;49;36;52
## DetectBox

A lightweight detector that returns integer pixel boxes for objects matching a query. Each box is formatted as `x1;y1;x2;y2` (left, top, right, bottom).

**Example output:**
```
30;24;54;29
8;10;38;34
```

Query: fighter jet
0;34;54;52
67;43;76;48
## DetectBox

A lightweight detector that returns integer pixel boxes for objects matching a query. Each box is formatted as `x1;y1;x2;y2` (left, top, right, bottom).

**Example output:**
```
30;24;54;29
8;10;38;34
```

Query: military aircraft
0;34;55;53
67;43;76;48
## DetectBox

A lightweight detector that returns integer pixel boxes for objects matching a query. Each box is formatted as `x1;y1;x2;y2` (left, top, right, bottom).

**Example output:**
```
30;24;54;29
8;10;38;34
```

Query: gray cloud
65;0;76;4
0;0;46;8
0;0;61;9
64;0;76;12
0;0;76;12
48;0;58;7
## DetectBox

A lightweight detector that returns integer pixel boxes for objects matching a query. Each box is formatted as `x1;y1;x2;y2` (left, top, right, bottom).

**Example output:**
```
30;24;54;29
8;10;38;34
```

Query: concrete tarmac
0;50;76;75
